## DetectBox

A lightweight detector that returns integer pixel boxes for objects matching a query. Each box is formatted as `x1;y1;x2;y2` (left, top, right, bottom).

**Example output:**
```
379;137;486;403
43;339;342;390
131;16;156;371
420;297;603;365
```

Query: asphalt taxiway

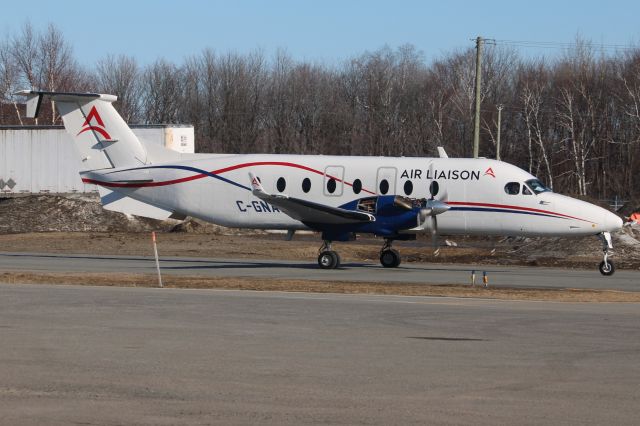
0;251;638;291
0;284;638;425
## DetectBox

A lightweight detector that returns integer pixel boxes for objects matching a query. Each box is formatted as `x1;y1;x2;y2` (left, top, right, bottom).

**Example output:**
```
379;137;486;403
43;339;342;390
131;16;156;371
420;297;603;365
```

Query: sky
1;0;639;67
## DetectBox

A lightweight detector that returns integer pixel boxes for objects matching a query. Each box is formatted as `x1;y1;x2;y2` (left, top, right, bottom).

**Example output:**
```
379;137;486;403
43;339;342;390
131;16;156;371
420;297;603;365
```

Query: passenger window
522;185;532;195
429;181;439;197
403;180;413;196
327;178;337;194
504;182;520;195
277;177;286;192
302;178;311;193
352;179;362;194
379;179;389;195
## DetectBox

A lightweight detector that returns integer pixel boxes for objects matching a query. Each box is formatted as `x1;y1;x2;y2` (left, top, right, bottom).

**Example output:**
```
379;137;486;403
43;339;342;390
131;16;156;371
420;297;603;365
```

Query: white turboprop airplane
17;90;623;275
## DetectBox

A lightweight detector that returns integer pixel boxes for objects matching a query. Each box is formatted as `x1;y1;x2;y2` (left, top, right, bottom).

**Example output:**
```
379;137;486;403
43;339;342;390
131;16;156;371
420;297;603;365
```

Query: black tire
391;249;401;267
333;251;341;269
318;250;339;269
380;249;401;268
599;260;615;276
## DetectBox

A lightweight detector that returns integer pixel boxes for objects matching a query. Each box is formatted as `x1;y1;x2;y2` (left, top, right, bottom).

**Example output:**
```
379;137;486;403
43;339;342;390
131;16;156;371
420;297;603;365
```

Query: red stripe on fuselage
82;175;202;188
447;201;594;223
82;161;376;194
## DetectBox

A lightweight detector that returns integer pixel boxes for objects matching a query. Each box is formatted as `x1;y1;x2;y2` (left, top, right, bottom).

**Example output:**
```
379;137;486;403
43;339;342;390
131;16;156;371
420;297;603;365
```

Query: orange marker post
152;231;163;288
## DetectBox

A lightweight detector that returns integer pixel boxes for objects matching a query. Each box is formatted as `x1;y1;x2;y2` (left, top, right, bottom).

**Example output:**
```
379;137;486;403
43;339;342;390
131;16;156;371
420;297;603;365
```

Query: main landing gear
380;239;401;268
317;239;403;269
598;232;615;276
318;240;341;269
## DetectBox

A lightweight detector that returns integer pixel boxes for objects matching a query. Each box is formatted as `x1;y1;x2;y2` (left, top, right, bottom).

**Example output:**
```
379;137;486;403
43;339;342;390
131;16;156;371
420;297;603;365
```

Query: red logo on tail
76;106;112;139
484;167;496;178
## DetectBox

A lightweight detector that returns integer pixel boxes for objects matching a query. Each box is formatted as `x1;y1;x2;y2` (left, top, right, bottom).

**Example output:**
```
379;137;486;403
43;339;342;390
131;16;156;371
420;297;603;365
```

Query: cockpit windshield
525;179;551;194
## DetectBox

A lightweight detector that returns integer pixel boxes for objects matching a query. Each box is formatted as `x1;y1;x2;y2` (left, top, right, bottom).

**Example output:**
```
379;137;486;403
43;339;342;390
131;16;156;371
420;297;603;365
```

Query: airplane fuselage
83;154;622;238
18;89;622;274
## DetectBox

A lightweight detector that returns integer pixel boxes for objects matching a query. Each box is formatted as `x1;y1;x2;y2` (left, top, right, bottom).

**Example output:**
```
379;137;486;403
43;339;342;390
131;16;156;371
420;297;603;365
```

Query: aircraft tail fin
15;90;149;171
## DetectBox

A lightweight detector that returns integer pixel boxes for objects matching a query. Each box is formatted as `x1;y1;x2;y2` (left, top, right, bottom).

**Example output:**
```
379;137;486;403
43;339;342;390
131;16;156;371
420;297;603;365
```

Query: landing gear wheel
599;259;615;276
597;232;616;276
380;249;401;268
318;250;340;269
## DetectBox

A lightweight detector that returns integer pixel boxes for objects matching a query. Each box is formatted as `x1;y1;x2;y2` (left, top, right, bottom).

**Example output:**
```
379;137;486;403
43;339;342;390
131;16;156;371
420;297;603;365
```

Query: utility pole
473;36;483;158
496;104;503;161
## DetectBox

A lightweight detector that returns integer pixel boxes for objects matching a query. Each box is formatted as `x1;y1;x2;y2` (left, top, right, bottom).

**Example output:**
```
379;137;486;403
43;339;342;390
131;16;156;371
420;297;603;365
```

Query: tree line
1;23;639;200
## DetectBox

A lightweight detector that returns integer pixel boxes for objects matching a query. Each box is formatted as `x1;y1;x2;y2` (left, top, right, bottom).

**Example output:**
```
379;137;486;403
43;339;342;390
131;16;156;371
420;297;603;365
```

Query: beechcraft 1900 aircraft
17;90;624;275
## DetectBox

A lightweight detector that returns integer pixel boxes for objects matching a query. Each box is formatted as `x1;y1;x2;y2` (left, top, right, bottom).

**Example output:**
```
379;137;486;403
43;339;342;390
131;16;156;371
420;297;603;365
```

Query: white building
0;125;194;195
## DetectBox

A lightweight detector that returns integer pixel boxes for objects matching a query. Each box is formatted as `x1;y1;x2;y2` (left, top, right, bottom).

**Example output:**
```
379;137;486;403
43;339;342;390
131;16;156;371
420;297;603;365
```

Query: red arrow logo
76;106;112;139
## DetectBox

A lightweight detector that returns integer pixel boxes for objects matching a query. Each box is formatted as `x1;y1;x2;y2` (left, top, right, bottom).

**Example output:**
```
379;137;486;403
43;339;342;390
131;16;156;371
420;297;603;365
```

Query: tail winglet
248;172;266;196
14;90;117;118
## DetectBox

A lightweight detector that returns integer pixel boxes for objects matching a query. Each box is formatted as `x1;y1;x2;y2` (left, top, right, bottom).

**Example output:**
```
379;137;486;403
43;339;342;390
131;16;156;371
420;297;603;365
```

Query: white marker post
151;231;163;288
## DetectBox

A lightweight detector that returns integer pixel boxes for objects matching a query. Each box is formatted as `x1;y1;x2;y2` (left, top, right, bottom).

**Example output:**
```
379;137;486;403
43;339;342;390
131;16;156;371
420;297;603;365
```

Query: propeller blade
431;215;440;256
419;208;429;223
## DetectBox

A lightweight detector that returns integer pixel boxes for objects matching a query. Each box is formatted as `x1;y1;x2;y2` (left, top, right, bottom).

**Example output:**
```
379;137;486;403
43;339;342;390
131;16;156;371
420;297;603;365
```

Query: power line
493;39;639;52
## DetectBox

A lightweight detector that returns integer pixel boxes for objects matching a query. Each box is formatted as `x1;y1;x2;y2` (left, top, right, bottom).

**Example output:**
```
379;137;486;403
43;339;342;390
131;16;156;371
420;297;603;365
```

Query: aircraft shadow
161;261;372;271
0;252;371;271
0;252;510;274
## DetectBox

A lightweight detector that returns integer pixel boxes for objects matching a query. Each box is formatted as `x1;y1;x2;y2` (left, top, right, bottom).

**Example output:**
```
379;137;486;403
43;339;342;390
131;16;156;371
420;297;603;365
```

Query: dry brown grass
1;271;639;303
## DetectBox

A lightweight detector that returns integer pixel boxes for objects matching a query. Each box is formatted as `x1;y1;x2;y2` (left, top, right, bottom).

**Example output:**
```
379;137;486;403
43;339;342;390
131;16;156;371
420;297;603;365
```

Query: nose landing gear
598;232;615;276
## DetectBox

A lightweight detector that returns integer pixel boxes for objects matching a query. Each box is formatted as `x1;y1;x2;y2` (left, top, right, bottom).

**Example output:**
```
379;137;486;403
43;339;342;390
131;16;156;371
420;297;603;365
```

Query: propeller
419;161;450;254
431;216;439;256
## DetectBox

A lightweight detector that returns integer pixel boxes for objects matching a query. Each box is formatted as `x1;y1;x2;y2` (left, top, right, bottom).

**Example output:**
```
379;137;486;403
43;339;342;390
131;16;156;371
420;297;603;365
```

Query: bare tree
179;55;205;148
96;54;141;122
520;63;554;188
264;49;295;153
0;40;23;123
11;22;40;89
3;22;640;199
37;23;75;123
141;59;183;124
214;51;266;153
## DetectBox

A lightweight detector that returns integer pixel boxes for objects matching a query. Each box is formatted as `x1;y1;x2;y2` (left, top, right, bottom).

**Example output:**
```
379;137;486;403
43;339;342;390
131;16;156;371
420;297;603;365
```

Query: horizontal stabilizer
14;90;116;118
98;187;174;220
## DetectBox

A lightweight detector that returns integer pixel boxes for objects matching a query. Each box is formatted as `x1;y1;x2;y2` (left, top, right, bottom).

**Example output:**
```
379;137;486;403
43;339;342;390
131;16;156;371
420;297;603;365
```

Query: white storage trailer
0;125;194;195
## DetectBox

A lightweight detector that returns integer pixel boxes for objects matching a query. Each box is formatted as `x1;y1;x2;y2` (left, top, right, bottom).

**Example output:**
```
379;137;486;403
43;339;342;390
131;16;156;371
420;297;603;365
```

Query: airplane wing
248;173;375;225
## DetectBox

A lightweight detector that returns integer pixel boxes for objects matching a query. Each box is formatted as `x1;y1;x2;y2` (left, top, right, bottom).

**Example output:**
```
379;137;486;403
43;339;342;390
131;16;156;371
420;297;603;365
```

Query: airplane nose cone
603;211;623;232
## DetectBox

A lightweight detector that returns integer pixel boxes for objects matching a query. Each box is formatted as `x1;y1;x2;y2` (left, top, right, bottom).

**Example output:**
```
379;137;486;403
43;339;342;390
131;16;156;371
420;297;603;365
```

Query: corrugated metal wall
0;125;194;195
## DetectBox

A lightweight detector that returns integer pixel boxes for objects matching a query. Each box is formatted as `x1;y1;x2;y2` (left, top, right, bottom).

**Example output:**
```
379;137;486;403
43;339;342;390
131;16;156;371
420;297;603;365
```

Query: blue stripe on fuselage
449;206;566;220
119;164;251;191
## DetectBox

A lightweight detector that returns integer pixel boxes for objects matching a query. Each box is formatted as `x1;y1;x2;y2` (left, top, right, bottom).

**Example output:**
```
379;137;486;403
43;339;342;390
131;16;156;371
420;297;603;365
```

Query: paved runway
0;251;639;291
0;284;639;425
